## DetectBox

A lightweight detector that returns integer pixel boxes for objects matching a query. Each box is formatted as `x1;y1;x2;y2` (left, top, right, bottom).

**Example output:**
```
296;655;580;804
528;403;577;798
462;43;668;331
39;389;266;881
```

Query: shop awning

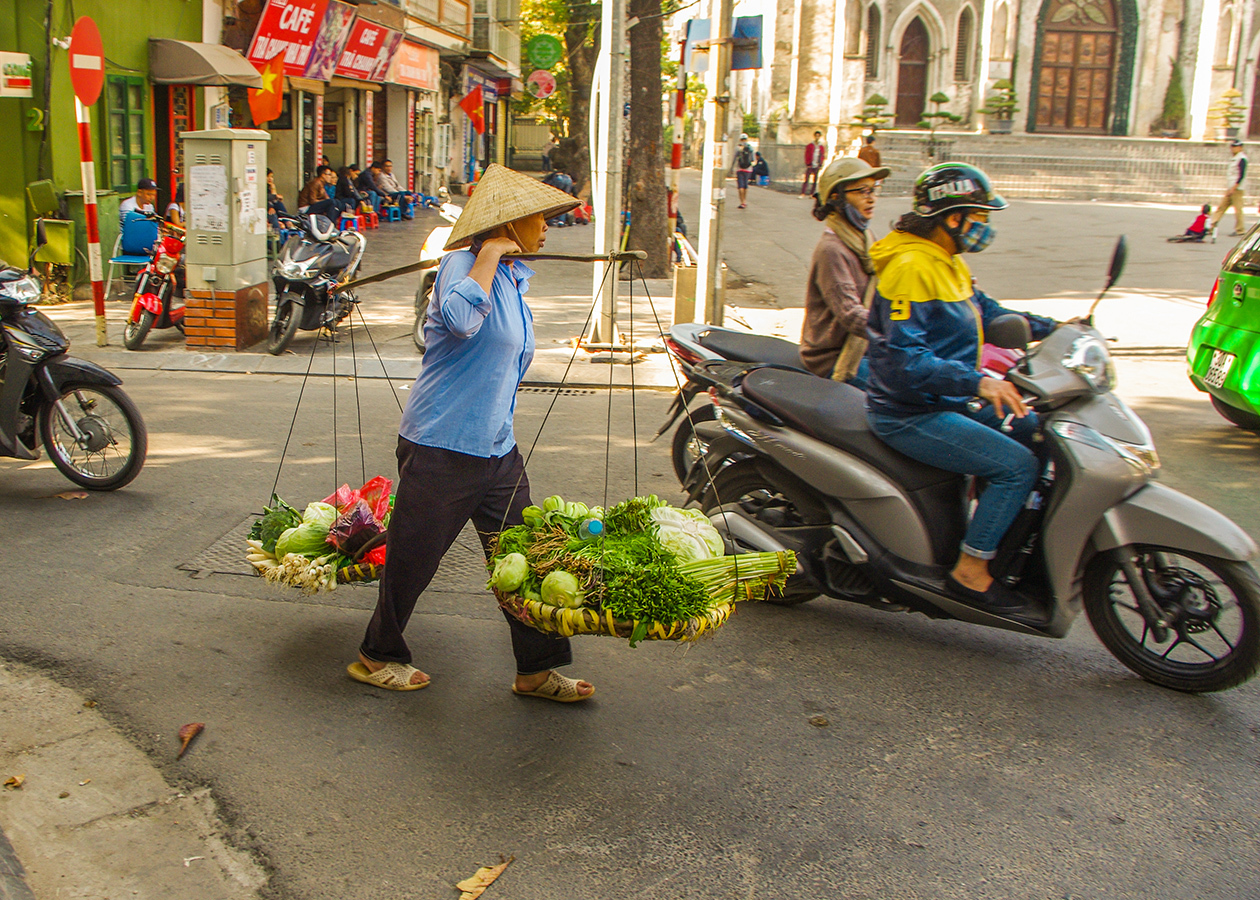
148;40;262;88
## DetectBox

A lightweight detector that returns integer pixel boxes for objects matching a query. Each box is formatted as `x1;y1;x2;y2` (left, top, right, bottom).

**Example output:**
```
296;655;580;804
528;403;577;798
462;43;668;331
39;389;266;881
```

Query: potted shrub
851;94;892;133
918;92;962;157
1211;88;1247;139
978;80;1019;134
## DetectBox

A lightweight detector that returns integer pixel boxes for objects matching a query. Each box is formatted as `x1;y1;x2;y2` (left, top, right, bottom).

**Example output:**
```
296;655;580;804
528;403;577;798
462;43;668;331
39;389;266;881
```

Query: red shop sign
335;19;401;82
247;0;331;77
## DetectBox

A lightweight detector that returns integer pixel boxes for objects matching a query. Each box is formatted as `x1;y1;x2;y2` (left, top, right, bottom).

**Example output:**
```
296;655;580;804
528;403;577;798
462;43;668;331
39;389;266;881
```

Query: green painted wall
0;0;202;280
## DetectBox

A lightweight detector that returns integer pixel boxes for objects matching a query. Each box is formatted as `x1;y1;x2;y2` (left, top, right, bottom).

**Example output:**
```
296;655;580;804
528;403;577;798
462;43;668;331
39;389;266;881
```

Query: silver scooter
684;242;1260;693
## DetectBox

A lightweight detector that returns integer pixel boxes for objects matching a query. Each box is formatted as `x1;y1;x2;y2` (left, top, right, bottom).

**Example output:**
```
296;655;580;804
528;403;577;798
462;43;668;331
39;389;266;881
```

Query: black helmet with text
910;163;1007;253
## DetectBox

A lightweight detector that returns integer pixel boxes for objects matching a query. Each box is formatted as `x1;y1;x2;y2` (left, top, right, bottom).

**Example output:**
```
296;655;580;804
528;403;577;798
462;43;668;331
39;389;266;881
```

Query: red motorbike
123;214;186;350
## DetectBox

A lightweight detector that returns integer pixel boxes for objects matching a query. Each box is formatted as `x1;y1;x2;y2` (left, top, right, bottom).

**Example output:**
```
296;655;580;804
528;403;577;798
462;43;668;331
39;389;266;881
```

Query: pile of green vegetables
488;494;793;642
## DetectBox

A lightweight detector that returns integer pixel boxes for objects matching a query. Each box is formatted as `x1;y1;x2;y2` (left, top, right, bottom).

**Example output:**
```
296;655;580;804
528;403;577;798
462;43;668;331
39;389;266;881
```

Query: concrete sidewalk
0;660;266;899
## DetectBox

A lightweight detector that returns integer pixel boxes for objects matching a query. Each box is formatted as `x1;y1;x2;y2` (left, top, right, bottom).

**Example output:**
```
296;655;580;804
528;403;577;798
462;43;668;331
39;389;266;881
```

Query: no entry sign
68;17;104;106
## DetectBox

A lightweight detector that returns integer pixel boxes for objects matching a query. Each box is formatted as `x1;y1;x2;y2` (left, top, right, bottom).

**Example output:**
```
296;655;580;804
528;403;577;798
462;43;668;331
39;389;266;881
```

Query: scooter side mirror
1105;235;1127;290
986;314;1031;351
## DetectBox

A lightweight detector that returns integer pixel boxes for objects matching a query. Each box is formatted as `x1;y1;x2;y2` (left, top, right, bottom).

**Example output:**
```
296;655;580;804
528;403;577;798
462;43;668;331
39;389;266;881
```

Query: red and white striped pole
667;34;688;242
75;97;107;346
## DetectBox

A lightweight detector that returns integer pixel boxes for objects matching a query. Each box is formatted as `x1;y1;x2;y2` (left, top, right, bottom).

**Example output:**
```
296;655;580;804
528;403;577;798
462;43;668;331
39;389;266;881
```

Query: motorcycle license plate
1203;349;1235;389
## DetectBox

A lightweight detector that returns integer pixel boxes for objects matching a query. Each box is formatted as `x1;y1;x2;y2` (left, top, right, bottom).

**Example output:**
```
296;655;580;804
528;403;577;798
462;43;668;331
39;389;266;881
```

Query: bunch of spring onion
487;494;794;639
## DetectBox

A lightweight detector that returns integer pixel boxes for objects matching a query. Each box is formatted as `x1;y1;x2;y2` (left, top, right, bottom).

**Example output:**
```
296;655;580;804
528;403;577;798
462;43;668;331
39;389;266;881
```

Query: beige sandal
512;670;594;703
347;661;430;691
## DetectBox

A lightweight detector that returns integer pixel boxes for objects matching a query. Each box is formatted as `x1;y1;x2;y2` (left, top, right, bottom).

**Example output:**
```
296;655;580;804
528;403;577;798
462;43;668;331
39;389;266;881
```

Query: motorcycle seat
698;330;806;372
740;367;959;492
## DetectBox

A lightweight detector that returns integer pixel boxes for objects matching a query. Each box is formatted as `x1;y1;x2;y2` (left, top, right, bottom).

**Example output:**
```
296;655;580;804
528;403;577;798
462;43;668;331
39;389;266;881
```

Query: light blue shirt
397;249;535;458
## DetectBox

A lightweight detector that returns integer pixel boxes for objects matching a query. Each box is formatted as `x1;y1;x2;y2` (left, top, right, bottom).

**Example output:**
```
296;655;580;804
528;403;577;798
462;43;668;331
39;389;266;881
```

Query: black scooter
267;213;366;355
0;222;147;489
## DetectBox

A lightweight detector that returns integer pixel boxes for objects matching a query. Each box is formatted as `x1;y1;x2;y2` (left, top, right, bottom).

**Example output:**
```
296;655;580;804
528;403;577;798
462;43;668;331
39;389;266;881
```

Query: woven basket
495;589;735;642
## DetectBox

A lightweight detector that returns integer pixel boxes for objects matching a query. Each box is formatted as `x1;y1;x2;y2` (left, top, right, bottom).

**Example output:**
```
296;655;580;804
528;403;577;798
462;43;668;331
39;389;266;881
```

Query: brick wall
184;285;269;351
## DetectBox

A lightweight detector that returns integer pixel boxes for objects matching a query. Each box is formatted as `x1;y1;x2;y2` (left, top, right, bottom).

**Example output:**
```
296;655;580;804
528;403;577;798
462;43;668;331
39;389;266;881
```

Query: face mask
844;201;870;230
953;217;995;253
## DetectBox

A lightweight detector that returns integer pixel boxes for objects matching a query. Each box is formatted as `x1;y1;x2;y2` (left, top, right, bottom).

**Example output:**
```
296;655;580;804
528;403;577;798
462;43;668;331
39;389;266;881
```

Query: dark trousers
801;166;820;195
360;438;573;675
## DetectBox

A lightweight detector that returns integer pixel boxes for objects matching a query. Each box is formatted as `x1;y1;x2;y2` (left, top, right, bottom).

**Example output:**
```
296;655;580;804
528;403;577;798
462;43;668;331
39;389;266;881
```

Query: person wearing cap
865;163;1057;621
350;164;594;703
1209;139;1248;236
118;177;158;227
735;135;756;209
798;156;891;387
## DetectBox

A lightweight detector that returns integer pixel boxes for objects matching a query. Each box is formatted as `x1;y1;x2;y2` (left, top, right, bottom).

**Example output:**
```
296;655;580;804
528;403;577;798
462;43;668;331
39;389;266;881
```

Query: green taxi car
1188;226;1260;430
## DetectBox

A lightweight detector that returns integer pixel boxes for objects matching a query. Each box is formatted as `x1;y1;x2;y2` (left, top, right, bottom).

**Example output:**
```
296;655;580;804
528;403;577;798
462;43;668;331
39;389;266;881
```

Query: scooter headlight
278;257;316;280
1062;335;1116;393
155;254;178;274
0;276;42;305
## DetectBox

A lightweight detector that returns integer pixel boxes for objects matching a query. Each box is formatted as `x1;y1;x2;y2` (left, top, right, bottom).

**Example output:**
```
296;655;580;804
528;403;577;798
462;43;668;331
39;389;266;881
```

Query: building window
955;7;974;82
106;76;147;192
866;4;882;78
992;3;1009;60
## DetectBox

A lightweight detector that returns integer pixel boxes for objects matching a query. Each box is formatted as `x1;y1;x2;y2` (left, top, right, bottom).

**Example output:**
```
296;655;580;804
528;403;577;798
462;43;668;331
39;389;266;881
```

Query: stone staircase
758;131;1249;204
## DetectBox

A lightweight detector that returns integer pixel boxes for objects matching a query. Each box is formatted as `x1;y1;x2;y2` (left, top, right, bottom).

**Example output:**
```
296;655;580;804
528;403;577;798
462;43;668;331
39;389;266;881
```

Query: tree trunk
626;0;669;277
562;0;599;203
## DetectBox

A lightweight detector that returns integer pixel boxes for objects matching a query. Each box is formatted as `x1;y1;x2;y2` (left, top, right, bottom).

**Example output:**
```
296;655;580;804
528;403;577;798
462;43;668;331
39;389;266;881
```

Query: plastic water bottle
578;518;604;541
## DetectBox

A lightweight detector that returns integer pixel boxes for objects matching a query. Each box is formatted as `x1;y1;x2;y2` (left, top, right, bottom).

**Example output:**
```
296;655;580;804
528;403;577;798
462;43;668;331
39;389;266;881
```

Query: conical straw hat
444;164;582;250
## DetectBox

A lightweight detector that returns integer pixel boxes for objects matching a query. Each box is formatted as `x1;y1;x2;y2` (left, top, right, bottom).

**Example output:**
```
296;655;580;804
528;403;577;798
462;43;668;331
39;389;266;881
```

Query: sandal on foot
347;661;430;691
512;670;594;703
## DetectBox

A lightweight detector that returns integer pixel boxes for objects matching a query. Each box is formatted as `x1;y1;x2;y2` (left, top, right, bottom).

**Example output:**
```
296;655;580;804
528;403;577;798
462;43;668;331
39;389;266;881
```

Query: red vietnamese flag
459;85;485;134
248;53;286;125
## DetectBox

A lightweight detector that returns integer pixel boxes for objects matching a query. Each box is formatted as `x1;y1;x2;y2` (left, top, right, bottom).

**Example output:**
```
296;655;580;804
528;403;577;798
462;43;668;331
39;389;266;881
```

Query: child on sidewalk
1168;204;1213;243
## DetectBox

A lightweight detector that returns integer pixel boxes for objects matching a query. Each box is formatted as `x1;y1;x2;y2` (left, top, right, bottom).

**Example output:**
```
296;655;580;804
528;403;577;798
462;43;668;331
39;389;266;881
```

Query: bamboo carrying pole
338;250;648;292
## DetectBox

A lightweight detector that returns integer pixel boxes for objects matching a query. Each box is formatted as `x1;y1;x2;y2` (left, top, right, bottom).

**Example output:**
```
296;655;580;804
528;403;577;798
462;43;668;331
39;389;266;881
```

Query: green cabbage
490;552;529;592
302;502;338;529
275;523;332;558
649;507;724;562
541;570;584;608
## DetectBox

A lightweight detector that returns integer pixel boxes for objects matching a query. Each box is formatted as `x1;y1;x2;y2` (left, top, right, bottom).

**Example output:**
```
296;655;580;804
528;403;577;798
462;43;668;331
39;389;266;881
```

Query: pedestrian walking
857;134;881;168
735;134;755;209
541;134;557;172
802;131;827;196
349;164;596;703
1209;139;1248;236
799;156;890;388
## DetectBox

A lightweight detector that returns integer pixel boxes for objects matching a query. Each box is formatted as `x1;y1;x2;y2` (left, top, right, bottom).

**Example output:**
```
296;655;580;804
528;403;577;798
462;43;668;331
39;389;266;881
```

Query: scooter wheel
671;403;717;484
122;310;156;350
1084;546;1260;692
267;297;301;355
39;383;147;490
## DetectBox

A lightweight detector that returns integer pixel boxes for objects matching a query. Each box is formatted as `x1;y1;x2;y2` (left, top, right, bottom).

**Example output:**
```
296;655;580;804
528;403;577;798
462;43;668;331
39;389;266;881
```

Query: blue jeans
867;406;1040;559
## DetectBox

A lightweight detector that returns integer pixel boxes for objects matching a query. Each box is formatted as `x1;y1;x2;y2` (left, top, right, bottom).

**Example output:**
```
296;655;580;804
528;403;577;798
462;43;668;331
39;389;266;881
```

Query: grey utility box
181;129;270;292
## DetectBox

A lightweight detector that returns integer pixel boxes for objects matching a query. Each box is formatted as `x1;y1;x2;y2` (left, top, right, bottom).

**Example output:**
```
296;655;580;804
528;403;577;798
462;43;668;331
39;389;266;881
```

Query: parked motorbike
682;241;1260;693
267;213;366;355
413;195;464;353
123;213;185;350
0;223;147;489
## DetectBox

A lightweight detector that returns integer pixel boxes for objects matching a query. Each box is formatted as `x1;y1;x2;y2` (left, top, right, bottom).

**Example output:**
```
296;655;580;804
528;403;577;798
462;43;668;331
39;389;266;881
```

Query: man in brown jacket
799;157;890;386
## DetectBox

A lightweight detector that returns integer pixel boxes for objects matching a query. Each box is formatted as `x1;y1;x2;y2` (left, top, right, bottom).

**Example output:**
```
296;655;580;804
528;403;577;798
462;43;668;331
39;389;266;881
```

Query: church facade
730;0;1260;144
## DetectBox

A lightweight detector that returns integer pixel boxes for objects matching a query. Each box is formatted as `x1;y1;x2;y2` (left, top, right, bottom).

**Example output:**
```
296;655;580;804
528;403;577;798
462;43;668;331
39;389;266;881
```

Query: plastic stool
363;209;379;229
400;200;414;219
385;205;402;223
339;212;360;232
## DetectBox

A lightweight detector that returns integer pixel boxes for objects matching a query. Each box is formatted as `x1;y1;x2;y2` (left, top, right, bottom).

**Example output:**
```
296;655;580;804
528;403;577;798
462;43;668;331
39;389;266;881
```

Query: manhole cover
179;517;488;592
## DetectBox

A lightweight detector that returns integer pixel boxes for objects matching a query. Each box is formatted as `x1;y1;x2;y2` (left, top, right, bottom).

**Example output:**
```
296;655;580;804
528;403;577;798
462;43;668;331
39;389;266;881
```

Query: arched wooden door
896;18;929;126
1035;0;1117;133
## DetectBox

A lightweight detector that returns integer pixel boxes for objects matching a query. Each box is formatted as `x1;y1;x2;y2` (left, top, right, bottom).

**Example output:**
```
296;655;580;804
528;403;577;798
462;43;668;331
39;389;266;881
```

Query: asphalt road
1;352;1258;898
